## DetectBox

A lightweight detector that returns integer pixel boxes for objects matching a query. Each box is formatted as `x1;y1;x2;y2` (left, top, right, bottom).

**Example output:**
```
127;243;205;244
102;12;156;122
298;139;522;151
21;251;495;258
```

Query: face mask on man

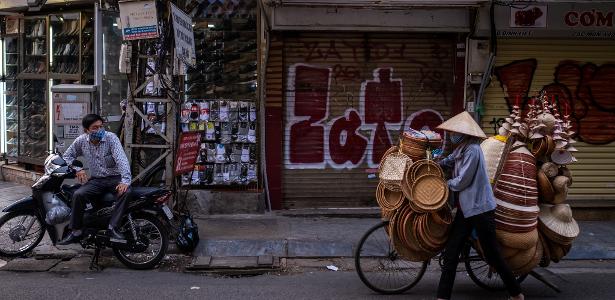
450;132;465;144
90;128;106;142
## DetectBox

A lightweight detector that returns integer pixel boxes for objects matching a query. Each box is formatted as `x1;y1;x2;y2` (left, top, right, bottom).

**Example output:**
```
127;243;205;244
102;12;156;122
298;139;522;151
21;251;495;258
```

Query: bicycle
354;220;555;295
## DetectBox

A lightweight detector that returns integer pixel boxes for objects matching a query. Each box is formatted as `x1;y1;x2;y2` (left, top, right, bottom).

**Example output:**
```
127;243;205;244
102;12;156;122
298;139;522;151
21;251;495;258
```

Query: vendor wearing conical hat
435;112;524;300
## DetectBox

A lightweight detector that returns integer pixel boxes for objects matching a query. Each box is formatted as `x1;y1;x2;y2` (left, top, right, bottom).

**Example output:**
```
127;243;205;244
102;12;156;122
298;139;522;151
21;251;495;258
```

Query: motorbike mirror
72;160;84;168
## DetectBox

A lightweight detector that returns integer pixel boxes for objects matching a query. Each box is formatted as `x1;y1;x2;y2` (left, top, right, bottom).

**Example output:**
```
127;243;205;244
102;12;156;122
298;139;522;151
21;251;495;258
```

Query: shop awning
44;0;95;5
268;0;477;32
0;0;27;11
269;0;489;8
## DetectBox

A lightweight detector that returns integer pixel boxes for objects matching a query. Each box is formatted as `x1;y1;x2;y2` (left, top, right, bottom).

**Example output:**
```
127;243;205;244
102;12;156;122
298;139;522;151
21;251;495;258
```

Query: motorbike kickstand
89;247;103;271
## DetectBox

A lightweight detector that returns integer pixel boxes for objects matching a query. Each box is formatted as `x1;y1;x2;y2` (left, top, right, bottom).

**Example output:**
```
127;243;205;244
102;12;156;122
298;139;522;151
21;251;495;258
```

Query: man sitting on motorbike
59;114;132;245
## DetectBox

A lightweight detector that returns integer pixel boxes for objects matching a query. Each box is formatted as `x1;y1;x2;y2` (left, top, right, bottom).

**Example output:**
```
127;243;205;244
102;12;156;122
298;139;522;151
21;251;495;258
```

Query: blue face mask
450;133;465;144
89;129;106;142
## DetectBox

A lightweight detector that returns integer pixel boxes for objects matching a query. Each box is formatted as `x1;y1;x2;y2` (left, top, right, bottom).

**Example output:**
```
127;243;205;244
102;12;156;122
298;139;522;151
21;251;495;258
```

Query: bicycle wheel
463;242;527;291
354;221;428;295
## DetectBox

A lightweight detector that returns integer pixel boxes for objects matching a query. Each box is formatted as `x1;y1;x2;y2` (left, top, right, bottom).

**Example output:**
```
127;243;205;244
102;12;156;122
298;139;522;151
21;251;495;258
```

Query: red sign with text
175;132;201;175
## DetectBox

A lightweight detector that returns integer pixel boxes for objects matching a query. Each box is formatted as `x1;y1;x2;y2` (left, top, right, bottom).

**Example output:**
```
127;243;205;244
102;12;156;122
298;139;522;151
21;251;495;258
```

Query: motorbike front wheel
0;210;45;257
113;214;168;270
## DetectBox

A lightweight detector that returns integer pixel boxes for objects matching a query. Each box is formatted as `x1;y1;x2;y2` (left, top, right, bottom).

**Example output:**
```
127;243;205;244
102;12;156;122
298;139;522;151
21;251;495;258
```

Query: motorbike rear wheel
113;214;168;270
0;210;45;257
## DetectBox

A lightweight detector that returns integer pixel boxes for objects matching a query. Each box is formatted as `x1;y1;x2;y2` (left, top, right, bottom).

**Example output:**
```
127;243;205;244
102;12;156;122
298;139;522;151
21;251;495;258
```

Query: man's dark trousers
69;175;130;230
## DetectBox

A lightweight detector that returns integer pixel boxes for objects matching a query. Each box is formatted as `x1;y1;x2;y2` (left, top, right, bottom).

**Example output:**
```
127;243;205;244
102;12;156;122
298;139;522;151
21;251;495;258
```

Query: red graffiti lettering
363;68;403;165
364;69;402;124
304;42;322;62
328;110;368;165
369;43;390;61
288;65;330;164
405;109;446;138
342;41;363;62
324;41;342;61
390;43;406;60
496;59;615;145
494;59;538;110
287;63;446;169
332;64;361;80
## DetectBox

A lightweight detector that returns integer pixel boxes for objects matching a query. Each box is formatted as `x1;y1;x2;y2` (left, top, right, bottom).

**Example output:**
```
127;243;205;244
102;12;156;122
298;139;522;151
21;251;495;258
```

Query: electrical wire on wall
258;0;272;212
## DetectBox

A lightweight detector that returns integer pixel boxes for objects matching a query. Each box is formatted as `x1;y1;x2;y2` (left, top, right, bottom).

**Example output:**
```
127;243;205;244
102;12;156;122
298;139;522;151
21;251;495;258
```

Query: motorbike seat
62;183;81;191
130;187;162;198
61;184;81;198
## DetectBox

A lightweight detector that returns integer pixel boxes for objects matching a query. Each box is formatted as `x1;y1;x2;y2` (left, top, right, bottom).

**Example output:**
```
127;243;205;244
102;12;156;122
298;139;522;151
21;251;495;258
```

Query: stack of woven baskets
377;130;450;262
492;140;542;275
399;129;442;162
483;93;580;274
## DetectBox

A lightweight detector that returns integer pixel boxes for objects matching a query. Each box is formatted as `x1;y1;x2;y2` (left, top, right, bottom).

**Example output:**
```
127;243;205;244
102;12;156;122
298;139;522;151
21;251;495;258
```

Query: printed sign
510;5;547;28
170;3;196;67
482;3;615;38
54;102;89;125
175;132;202;175
119;0;159;41
64;125;81;139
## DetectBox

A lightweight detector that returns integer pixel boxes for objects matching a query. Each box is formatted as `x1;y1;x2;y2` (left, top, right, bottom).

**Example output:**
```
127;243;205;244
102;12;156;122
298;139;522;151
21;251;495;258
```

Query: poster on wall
175;132;202;175
510;5;547;28
5;16;20;34
170;2;196;67
54;102;89;125
64;125;82;139
119;0;159;41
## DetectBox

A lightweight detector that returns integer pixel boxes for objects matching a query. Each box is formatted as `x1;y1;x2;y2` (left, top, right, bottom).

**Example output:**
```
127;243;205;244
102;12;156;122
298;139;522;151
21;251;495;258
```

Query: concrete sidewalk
194;214;615;260
0;180;613;260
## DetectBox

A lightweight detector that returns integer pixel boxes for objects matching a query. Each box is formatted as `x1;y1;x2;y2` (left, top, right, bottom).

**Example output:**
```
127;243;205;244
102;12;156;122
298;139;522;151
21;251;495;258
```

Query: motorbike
0;153;174;270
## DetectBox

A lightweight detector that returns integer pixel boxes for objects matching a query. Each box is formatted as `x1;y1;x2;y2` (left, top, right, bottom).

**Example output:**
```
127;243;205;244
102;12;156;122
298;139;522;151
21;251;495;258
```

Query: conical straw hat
436;111;487;139
538;204;580;240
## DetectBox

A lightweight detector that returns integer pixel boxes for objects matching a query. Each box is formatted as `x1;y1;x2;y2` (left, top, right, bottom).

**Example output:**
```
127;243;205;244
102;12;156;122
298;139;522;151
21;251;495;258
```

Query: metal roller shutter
481;39;615;201
281;32;456;208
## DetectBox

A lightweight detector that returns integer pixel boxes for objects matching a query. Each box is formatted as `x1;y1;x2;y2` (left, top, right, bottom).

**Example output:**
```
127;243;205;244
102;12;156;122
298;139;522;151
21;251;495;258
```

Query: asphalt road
0;261;613;300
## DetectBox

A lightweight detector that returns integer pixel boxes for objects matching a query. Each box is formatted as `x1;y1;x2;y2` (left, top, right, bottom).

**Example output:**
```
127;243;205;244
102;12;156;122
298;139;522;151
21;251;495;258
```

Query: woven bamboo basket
379;151;412;192
410;174;448;212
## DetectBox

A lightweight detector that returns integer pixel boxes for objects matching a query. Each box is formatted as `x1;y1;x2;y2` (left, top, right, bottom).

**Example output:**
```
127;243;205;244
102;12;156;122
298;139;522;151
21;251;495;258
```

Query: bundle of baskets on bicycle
356;93;580;294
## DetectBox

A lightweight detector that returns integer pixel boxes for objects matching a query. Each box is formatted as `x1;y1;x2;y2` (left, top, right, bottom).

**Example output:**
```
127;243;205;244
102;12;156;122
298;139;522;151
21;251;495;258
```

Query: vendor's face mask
450;133;465;144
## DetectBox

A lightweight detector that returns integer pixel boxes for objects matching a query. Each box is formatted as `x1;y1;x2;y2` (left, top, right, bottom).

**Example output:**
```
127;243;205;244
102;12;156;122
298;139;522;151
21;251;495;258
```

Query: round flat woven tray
395;207;433;262
432;207;453;225
401;163;415;201
377;182;406;211
421;213;449;251
411;160;444;183
410;174;448;212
